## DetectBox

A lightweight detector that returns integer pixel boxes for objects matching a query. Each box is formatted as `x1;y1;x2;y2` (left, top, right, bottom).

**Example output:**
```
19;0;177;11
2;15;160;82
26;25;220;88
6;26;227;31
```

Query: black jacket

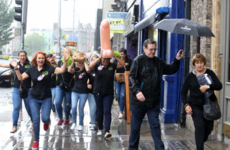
129;53;180;106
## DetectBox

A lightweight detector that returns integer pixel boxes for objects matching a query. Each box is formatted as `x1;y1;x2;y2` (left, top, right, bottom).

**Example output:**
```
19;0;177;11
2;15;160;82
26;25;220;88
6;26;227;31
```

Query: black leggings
192;107;214;150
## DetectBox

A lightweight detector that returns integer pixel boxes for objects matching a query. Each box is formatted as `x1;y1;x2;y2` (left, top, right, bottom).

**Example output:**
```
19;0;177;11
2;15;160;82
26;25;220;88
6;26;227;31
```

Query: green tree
0;0;14;49
24;33;45;56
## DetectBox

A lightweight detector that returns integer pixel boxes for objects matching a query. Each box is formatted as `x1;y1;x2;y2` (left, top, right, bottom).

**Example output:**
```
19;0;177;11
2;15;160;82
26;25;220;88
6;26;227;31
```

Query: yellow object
52;50;55;54
3;56;9;60
109;20;125;25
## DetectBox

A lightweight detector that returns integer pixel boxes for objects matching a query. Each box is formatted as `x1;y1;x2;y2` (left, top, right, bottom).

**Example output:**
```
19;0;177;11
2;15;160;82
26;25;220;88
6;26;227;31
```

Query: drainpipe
181;0;191;128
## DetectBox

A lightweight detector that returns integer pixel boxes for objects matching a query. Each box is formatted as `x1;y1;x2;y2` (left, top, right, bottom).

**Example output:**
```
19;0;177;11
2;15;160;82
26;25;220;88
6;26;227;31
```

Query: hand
10;59;18;69
136;92;145;102
185;105;193;115
200;85;209;93
87;84;92;89
176;49;184;60
63;51;70;62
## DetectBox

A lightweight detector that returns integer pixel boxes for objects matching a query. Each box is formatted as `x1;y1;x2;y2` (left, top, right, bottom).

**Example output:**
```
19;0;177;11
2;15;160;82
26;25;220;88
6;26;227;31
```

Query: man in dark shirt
129;39;184;150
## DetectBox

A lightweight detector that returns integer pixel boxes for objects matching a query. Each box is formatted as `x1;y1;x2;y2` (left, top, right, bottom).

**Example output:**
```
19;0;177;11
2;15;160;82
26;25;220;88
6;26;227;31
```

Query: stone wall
189;0;212;72
187;0;213;132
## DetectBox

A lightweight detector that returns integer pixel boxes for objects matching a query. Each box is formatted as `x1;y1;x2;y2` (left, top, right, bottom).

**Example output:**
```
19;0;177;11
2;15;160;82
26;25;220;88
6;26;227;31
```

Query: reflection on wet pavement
0;101;228;150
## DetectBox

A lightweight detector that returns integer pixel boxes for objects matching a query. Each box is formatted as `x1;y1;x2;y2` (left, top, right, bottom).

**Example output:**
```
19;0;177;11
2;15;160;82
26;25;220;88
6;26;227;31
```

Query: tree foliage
0;0;14;49
24;33;45;56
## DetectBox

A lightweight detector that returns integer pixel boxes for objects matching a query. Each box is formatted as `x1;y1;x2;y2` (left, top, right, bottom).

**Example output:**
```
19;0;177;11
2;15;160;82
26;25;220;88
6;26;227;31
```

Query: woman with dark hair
0;51;32;133
115;48;132;119
181;53;222;150
47;53;58;112
10;50;70;149
89;54;125;138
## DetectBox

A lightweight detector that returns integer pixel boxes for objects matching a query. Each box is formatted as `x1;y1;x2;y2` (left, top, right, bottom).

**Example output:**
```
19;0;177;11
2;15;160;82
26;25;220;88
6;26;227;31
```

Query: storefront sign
123;12;134;37
106;12;127;33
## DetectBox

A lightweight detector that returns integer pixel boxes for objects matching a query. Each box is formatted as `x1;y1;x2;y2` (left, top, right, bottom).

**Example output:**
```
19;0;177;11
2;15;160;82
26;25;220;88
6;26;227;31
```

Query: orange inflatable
100;19;113;58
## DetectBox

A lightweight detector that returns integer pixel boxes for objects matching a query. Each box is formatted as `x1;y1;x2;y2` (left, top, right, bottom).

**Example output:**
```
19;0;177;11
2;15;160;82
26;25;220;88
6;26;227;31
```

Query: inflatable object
73;52;86;62
114;51;120;58
100;19;113;58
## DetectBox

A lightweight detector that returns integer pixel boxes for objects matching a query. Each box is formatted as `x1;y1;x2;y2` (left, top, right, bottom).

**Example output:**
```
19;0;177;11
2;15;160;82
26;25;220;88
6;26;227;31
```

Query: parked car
0;67;15;87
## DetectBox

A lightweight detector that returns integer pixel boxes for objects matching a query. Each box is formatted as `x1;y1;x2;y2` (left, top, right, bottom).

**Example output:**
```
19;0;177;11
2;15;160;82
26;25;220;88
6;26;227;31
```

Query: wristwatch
207;85;210;89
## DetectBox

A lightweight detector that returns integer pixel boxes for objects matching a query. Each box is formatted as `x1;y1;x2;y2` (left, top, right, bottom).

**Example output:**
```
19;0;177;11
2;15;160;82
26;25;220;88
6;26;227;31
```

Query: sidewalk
0;101;228;150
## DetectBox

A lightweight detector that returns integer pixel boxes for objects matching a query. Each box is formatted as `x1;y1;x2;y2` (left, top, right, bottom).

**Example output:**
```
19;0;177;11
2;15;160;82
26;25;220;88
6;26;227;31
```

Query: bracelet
14;68;19;70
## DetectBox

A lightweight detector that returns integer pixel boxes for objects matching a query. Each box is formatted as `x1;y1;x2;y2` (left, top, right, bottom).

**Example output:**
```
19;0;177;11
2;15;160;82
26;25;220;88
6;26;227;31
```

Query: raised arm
68;61;75;74
0;63;10;68
84;62;90;73
162;50;184;75
115;56;125;69
10;60;29;80
54;51;70;74
89;58;100;70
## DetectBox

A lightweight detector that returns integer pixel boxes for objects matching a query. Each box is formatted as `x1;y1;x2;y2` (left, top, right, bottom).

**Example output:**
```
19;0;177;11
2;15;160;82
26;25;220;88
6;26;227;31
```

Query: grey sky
17;0;102;32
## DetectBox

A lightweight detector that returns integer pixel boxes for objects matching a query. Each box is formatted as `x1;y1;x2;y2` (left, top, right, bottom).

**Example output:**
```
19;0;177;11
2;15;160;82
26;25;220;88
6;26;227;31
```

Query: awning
134;7;169;33
134;13;156;33
123;28;134;37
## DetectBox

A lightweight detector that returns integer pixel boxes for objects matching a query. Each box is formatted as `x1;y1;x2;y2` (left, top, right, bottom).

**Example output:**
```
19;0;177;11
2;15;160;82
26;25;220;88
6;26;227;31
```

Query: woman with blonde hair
55;47;75;126
181;53;222;150
68;56;90;130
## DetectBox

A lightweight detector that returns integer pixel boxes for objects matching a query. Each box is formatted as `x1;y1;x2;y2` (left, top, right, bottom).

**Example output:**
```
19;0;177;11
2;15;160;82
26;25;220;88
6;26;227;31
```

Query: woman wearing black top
114;48;132;119
10;50;70;149
181;54;222;150
68;60;90;131
47;54;58;112
55;47;75;126
87;52;100;130
89;54;125;138
0;51;32;133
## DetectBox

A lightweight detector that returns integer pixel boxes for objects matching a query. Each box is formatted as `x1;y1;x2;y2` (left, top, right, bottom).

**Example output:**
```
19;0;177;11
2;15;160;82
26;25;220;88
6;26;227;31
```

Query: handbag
59;74;73;92
194;70;221;120
115;67;126;83
20;79;28;98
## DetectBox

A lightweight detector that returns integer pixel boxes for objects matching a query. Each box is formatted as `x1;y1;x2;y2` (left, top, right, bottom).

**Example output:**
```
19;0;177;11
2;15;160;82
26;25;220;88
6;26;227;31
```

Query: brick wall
187;0;213;132
189;0;212;72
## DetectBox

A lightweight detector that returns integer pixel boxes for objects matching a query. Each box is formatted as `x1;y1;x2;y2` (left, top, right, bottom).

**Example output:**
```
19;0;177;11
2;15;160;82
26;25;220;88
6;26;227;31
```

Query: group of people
0;38;222;150
0;46;132;149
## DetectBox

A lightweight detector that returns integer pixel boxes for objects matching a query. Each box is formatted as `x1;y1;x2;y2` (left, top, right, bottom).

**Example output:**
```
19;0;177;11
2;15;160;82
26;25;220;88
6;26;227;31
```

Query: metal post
56;0;62;62
21;22;24;51
73;0;75;43
181;0;191;128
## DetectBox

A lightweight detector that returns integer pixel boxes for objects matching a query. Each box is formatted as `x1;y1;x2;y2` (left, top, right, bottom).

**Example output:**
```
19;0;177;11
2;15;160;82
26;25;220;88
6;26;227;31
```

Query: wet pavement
0;91;228;150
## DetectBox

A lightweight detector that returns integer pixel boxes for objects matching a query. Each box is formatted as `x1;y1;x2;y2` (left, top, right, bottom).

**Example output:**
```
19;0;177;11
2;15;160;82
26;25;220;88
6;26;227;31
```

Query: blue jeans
12;88;32;126
71;92;88;125
51;87;56;112
115;82;125;112
30;98;52;142
87;93;96;124
55;86;71;120
94;94;113;133
129;104;164;150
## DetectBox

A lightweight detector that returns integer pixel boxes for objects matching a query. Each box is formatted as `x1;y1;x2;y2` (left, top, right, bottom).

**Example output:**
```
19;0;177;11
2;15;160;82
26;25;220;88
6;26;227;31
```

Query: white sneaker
89;124;96;130
71;123;76;130
77;125;83;131
119;113;123;119
104;132;112;138
97;131;102;136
